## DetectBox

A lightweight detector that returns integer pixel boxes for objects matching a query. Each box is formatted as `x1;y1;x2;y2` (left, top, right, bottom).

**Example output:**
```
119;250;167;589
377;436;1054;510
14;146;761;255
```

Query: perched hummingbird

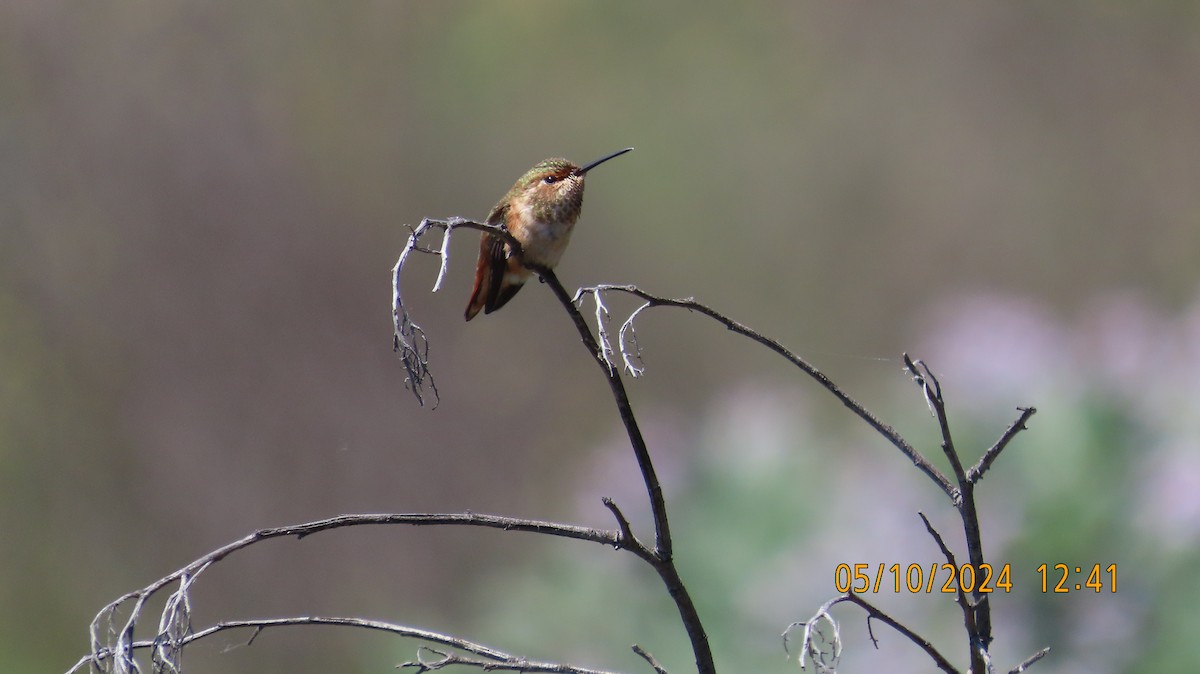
464;147;634;321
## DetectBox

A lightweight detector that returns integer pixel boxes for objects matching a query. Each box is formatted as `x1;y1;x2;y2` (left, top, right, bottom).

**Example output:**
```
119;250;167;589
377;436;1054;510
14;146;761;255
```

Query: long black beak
574;147;634;176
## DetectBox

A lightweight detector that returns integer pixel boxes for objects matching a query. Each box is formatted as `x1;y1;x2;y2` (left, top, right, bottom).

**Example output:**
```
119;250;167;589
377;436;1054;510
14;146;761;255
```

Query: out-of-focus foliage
2;2;1198;673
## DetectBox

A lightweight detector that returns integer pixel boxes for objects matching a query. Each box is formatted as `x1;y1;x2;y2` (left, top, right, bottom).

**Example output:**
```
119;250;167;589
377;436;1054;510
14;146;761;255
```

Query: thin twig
783;604;841;673
903;355;968;498
399;645;619;674
968;407;1037;484
918;512;977;642
602;498;646;555
590;289;617;372
617;302;652;377
430;226;454;293
631;645;669;674
1008;647;1051;673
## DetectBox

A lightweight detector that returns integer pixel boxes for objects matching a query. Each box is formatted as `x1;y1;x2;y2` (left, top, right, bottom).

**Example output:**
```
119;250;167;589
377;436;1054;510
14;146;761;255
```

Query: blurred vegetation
2;2;1199;673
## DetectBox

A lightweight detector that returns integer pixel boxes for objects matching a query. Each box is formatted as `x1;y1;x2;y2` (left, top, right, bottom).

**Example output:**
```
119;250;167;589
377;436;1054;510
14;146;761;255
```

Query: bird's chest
510;207;577;267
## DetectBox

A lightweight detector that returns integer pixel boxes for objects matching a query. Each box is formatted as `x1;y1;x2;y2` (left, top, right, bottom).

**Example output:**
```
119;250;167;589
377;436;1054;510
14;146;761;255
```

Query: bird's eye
542;175;558;184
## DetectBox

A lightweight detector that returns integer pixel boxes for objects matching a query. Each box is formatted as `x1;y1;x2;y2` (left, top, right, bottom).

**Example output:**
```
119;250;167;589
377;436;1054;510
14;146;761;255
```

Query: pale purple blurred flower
917;293;1078;410
1135;439;1200;545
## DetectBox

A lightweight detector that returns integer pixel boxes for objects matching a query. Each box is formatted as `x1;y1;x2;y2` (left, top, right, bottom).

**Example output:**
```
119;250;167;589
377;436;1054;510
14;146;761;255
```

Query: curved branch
577;284;956;499
69;616;621;674
75;512;624;674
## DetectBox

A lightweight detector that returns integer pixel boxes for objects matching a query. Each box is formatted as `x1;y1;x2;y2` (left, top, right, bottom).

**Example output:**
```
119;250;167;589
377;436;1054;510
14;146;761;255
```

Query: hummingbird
464;147;634;321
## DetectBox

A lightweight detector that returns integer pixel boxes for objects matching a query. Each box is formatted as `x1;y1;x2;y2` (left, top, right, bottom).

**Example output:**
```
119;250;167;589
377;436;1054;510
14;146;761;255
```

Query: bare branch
71;617;619;674
590;288;618;372
968;407;1037;484
1007;647;1051;673
602;497;649;559
918;512;977;641
576;284;957;499
74;512;623;674
631;645;669;674
617;302;652;377
783;604;842;673
786;593;959;674
153;568;201;673
398;645;620;674
391;217;524;407
430;226;454;293
902;355;967;497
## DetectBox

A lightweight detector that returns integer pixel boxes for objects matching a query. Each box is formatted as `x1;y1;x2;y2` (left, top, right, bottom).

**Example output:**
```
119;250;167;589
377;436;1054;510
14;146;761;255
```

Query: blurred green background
4;2;1199;673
